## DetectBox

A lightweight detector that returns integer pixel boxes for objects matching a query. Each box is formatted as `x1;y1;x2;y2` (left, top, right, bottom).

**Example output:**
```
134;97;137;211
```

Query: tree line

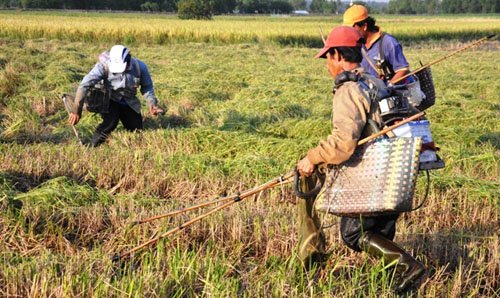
0;0;498;14
0;0;338;14
387;0;499;14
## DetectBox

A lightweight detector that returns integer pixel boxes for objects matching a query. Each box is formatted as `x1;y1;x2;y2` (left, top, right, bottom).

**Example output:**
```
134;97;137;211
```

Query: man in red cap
296;26;425;293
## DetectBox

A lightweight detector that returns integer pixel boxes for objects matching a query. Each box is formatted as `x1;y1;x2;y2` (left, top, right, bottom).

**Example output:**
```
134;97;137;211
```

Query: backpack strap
133;58;141;79
378;33;385;64
358;76;378;102
361;47;383;77
377;33;395;81
357;77;383;137
102;62;109;80
333;70;360;94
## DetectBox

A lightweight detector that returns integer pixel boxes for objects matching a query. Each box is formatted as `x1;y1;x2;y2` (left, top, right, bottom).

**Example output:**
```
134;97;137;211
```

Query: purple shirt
361;33;411;83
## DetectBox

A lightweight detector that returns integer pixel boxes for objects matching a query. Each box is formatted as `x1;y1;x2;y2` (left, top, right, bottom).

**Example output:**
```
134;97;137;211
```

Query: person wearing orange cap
296;26;425;293
343;4;413;85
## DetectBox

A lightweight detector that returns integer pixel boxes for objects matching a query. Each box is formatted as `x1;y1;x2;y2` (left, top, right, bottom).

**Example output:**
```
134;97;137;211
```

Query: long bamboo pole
114;172;294;261
357;111;424;145
132;111;424;225
392;35;495;85
132;175;294;225
115;111;426;261
319;27;326;45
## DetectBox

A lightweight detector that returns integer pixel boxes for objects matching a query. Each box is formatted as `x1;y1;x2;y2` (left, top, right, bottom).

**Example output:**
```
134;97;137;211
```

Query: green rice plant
0;14;498;297
0;12;499;46
15;176;110;209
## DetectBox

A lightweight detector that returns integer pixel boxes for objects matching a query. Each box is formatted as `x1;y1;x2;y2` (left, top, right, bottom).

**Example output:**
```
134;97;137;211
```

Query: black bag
414;67;436;111
84;81;111;113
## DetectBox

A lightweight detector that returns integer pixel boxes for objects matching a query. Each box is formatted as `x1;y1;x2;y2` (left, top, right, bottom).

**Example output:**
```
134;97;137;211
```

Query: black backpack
84;58;141;113
366;34;436;112
84;79;111;113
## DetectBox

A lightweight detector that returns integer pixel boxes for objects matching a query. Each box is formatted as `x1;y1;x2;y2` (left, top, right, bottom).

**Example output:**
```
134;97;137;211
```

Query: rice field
0;11;499;297
1;11;499;46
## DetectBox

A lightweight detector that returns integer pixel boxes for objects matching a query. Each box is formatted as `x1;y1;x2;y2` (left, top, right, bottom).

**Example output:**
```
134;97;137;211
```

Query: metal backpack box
316;137;422;217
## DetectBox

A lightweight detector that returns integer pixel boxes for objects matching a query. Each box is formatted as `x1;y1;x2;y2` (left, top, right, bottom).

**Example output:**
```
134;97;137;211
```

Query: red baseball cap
315;26;363;59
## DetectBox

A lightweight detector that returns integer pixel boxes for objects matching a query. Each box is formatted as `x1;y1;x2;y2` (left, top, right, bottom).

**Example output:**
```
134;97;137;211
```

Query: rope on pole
393;35;496;85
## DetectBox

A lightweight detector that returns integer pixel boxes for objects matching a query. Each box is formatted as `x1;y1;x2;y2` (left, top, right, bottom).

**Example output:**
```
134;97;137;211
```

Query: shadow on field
401;226;497;293
0;134;65;145
218;104;310;137
272;31;499;48
272;35;323;48
1;170;96;193
1;170;117;251
143;114;191;130
478;132;500;150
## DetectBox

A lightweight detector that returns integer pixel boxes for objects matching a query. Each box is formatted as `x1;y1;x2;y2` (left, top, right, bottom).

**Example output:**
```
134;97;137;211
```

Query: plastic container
392;120;437;163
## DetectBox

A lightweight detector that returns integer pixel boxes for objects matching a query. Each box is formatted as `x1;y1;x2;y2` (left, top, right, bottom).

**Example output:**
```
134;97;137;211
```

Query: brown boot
359;232;425;293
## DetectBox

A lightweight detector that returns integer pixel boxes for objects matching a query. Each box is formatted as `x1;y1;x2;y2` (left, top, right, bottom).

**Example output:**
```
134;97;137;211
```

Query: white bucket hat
109;45;130;73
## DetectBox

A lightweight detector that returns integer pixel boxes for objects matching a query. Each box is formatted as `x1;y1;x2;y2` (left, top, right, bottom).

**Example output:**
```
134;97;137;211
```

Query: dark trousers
91;100;143;147
340;214;399;252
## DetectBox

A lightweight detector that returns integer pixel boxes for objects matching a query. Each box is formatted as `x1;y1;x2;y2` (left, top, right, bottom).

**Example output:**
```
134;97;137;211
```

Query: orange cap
343;4;369;26
315;26;363;59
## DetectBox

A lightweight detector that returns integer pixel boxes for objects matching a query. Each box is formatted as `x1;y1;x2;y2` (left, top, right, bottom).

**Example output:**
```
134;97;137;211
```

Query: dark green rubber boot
359;232;425;293
296;175;326;266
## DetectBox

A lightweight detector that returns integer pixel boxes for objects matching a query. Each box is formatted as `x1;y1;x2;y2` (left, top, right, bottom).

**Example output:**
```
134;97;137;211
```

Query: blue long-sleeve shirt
361;32;414;84
74;58;158;114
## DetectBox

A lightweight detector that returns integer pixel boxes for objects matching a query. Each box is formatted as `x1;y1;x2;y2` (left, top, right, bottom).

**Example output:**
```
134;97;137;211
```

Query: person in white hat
69;45;164;147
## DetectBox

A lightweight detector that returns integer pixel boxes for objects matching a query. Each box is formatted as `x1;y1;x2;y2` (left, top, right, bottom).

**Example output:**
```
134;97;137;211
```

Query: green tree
269;0;293;13
21;0;64;8
309;0;324;12
212;0;236;14
0;0;21;7
425;0;440;14
141;1;161;11
289;0;306;10
178;0;213;19
481;0;499;13
441;0;461;13
236;0;266;13
310;0;337;13
162;0;178;11
388;0;418;14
